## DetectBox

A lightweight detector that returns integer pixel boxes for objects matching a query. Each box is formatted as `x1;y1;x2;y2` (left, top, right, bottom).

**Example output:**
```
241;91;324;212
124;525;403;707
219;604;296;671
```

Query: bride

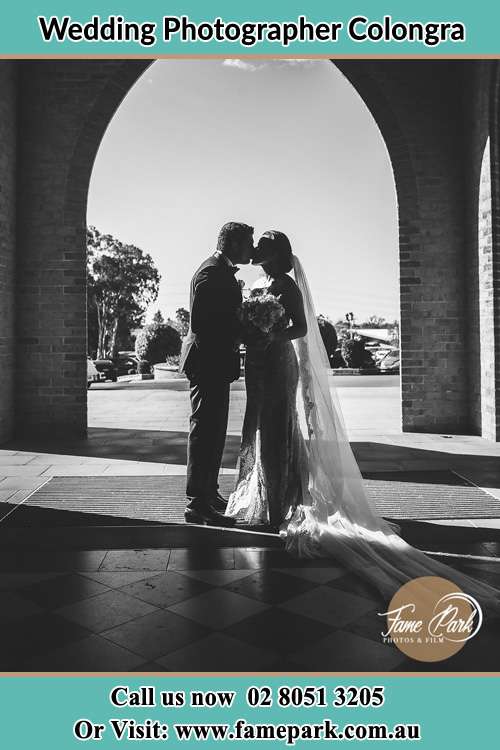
226;230;500;612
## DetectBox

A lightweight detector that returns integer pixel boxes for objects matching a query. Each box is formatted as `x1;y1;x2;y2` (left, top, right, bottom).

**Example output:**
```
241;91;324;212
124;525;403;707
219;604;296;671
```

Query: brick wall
461;61;500;441
0;64;16;443
338;61;472;433
15;61;148;437
463;64;490;437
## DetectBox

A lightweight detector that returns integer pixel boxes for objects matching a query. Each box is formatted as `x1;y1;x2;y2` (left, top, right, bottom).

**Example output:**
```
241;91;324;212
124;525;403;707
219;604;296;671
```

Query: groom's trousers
186;378;230;509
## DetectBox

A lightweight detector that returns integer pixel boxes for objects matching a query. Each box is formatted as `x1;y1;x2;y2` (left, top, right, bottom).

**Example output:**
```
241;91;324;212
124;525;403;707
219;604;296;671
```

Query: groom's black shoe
184;505;236;527
210;492;228;512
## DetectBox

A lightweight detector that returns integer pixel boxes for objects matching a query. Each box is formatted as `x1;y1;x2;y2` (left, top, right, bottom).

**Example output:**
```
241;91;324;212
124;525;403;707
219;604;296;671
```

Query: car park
379;349;400;373
117;352;139;376
93;358;118;382
87;357;104;388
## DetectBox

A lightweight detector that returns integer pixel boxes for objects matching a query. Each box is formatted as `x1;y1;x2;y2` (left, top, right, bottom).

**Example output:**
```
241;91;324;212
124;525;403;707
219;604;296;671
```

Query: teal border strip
0;675;497;748
0;1;498;56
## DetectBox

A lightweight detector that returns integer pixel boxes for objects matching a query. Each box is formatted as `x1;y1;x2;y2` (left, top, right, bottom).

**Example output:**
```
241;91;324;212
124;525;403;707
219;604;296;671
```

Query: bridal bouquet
239;292;286;334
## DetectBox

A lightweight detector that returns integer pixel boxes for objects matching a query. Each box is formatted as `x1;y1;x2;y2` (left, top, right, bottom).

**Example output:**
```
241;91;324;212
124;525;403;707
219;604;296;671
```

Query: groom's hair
217;222;254;255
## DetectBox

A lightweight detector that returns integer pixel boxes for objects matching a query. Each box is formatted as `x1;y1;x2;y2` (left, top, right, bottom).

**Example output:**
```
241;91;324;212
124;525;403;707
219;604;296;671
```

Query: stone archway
2;59;498;441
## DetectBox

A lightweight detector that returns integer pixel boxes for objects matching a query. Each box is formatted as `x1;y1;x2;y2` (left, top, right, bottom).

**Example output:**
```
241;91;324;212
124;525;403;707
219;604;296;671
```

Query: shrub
137;359;151;374
135;323;182;365
317;316;338;363
165;354;180;367
341;338;374;368
331;349;346;368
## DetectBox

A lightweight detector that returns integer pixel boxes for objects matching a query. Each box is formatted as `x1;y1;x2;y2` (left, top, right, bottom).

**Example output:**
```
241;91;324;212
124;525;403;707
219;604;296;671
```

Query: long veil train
284;255;500;611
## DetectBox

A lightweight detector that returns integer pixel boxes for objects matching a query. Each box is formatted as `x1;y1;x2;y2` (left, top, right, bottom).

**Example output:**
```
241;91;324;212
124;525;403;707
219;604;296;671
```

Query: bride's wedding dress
226;256;500;612
226;272;305;530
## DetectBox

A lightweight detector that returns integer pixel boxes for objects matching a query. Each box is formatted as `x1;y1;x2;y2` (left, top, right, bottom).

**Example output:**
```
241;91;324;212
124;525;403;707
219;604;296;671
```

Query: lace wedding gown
226;274;306;528
226;257;500;613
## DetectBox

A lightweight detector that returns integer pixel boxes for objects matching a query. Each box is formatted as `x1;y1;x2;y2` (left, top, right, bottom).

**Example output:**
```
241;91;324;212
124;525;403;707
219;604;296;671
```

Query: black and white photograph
1;58;500;672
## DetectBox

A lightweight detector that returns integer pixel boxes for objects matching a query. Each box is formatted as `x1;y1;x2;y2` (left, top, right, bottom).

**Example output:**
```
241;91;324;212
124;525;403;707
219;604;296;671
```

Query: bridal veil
286;255;500;612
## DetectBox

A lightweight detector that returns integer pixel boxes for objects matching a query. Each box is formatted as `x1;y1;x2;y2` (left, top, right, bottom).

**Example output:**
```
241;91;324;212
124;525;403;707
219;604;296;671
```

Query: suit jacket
179;254;242;383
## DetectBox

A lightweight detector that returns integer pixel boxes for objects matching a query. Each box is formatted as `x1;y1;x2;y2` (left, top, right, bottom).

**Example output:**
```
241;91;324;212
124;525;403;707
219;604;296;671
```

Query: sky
87;59;399;325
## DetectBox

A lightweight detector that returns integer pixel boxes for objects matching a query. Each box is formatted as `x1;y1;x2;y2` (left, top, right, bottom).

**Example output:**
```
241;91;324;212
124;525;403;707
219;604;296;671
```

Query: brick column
15;61;148;438
0;63;16;443
15;63;87;437
338;61;472;433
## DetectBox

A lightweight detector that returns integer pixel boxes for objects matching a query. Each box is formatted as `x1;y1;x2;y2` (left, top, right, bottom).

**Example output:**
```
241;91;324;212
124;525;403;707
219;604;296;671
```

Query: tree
390;320;400;347
152;310;165;324
88;274;145;357
87;226;160;359
333;319;351;343
175;307;190;338
135;323;182;365
361;315;388;329
317;315;338;363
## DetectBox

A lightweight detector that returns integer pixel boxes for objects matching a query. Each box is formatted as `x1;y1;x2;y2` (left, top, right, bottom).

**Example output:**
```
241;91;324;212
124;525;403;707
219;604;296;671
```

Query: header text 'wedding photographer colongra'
36;15;467;50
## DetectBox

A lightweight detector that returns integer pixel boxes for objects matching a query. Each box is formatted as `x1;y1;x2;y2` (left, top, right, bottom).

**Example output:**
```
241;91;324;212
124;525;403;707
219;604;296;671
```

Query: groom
179;222;254;525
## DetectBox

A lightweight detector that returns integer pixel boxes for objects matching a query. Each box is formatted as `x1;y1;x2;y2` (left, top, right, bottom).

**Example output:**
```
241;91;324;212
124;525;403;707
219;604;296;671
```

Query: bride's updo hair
253;230;293;274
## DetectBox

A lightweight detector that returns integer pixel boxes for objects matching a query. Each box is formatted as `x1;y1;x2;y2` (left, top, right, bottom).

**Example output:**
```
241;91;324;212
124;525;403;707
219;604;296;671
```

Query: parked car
379;349;400;373
93;358;118;382
372;346;392;364
87;357;104;388
116;352;139;376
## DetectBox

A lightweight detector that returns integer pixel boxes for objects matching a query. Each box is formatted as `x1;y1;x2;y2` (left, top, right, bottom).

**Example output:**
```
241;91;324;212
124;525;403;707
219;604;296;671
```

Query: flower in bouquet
239;293;286;334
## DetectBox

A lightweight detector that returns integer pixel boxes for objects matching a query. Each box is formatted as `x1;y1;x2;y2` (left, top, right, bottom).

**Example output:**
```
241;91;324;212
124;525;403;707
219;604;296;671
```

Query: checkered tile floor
1;546;500;672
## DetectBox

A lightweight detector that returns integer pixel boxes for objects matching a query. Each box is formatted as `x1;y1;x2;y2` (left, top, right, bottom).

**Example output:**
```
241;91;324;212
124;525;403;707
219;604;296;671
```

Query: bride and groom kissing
178;221;500;612
180;221;305;530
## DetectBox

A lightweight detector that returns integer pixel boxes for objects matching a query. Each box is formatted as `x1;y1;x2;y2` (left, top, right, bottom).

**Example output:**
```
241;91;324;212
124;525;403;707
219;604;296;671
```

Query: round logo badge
378;576;483;662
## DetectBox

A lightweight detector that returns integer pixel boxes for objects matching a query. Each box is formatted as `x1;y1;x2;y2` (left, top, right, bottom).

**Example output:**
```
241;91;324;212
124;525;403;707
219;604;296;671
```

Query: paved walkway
2;376;500;530
1;375;500;672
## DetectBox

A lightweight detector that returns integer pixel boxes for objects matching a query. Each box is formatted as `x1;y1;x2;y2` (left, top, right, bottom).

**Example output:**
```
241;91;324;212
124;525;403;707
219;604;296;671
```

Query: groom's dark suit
179;253;242;509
